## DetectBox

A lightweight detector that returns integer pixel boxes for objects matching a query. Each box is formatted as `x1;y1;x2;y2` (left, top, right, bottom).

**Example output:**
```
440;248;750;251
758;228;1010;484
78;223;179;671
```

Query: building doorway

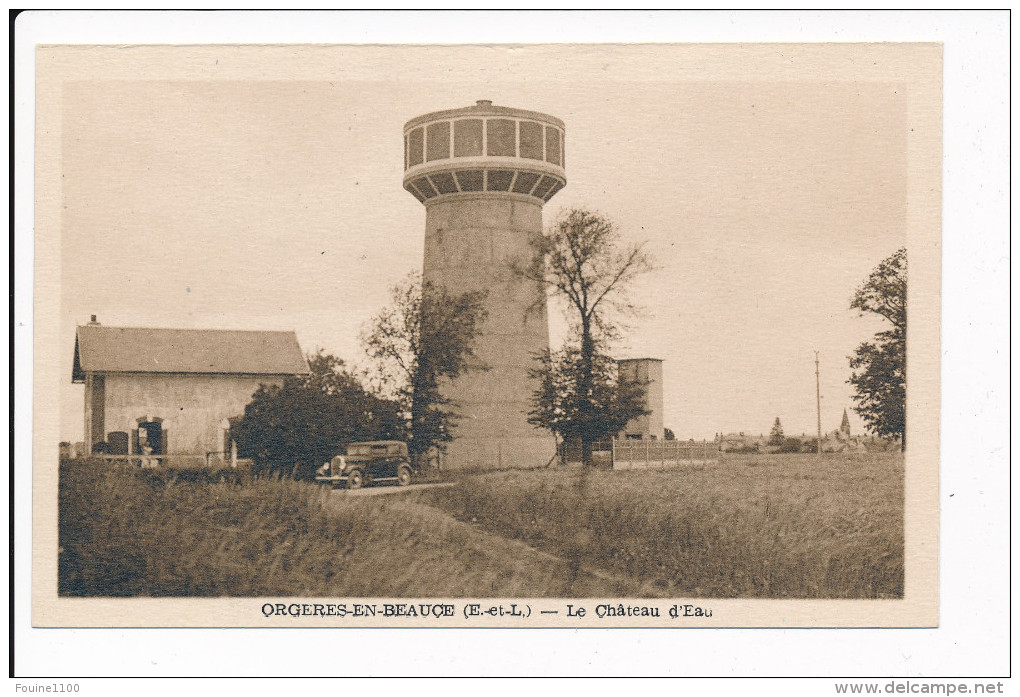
137;421;164;455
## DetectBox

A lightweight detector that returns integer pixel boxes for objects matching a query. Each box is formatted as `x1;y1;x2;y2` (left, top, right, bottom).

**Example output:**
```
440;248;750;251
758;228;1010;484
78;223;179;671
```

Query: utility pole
814;351;822;456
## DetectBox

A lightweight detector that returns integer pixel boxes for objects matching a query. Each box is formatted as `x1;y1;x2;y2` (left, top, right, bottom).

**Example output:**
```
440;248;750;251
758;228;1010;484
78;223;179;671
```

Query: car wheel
346;469;364;490
396;465;412;487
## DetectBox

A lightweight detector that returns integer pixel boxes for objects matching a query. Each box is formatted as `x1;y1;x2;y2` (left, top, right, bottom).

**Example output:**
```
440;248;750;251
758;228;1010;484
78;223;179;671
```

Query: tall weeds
58;460;612;597
422;453;904;598
58;454;903;599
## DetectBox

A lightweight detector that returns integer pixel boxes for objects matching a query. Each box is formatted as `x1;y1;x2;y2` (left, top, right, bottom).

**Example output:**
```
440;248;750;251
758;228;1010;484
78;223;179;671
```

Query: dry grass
418;452;904;598
59;453;902;598
57;459;630;597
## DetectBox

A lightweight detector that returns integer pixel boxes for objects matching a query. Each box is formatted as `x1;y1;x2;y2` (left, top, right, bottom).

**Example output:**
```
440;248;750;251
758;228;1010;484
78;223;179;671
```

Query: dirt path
410;500;671;597
323;482;668;597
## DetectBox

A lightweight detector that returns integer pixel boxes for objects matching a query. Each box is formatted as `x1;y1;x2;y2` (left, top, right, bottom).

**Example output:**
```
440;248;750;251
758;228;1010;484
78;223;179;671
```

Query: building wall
423;194;556;469
83;373;106;451
91;372;286;456
618;358;664;440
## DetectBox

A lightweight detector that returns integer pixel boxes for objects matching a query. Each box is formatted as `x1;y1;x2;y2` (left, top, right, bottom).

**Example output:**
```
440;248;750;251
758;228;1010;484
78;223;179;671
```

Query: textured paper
33;42;941;628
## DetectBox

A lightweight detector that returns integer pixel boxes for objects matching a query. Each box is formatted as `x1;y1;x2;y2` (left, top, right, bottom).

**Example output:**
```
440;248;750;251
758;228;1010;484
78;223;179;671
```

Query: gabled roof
72;325;309;382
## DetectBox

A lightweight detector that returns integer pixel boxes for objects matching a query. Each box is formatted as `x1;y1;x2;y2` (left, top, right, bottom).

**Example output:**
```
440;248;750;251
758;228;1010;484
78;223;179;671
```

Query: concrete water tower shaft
402;100;567;470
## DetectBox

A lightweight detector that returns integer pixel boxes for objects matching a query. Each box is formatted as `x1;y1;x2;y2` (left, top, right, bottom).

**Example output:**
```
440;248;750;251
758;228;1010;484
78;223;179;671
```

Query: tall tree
362;272;488;467
847;248;906;450
514;208;654;465
528;341;649;451
768;417;785;446
232;350;404;478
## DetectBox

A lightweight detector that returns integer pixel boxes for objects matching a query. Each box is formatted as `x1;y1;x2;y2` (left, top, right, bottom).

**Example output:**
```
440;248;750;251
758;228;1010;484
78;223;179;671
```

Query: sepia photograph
30;39;946;630
14;7;1013;686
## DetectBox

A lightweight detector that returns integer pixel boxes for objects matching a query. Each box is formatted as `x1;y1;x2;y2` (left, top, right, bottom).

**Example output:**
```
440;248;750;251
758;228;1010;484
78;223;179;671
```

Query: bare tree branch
511;208;655;466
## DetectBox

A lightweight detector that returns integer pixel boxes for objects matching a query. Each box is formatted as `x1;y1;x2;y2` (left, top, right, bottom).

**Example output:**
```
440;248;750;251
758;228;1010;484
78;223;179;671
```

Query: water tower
402;100;566;470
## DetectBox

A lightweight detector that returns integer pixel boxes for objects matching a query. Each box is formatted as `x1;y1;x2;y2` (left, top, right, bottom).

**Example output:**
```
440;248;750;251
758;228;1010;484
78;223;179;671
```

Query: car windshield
346;442;406;457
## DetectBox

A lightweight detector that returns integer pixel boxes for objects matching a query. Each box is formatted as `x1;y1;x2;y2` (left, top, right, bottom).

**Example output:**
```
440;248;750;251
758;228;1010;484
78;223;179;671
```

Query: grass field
58;452;902;598
58;460;632;597
419;452;904;598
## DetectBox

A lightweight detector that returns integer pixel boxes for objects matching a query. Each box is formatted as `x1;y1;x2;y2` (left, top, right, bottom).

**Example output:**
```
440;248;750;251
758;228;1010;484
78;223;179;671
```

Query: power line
814;351;822;457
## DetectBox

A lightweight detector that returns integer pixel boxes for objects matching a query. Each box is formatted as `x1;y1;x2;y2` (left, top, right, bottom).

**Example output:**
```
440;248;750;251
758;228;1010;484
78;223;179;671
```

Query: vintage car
314;440;412;489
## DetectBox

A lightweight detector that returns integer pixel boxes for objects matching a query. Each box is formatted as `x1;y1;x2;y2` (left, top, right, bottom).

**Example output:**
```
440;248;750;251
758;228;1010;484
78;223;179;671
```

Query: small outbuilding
72;318;308;465
617;357;665;440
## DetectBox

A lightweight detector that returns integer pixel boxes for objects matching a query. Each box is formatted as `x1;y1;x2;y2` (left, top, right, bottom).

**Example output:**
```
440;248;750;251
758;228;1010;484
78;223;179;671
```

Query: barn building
618;357;665;440
72;318;308;464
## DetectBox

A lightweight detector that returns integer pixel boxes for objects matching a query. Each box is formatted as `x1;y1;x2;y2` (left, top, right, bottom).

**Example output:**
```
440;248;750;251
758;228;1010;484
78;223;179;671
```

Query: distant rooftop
72;322;309;382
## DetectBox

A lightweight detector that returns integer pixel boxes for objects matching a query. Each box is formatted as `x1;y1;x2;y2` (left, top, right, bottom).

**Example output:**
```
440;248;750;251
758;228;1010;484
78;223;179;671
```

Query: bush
232;351;404;473
777;437;804;453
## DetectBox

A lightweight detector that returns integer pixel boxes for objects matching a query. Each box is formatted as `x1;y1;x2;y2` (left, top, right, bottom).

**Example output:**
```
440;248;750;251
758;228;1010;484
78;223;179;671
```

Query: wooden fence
95;453;228;469
558;439;717;469
612;440;717;470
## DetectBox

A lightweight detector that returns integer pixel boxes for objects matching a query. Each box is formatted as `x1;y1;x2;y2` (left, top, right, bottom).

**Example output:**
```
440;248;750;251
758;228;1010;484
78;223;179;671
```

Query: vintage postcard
32;41;941;629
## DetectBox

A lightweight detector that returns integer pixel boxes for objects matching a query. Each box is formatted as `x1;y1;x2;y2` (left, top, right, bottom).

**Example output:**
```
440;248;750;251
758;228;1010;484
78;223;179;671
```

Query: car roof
349;441;406;447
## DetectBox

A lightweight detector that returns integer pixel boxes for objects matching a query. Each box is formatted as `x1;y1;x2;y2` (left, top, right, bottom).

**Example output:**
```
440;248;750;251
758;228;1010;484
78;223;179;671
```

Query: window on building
511;171;540;194
486;119;516;156
413;177;438;198
486;170;514;191
543;180;565;201
137;420;164;455
532;176;557;199
430;171;458;194
455;170;484;192
407;127;424;167
426;121;451;161
519;121;544;160
545;127;562;165
454;119;483;157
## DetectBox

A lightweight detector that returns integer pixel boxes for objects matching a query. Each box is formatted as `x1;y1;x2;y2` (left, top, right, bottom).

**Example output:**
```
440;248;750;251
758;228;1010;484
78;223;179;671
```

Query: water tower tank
402;100;567;470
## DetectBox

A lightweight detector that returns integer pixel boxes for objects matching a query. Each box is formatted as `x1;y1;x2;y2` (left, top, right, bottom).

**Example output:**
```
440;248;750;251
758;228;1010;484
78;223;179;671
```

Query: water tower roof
402;99;566;206
404;100;565;131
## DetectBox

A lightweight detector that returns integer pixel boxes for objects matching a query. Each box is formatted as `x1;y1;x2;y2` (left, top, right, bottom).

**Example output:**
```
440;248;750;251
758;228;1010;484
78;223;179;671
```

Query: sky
58;47;906;441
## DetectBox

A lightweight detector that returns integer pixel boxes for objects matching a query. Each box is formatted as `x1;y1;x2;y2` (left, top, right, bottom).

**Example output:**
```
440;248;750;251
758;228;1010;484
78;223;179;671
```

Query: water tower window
511;171;540;194
543;180;565;201
426;121;451;161
486;170;514;191
545;127;562;166
407;128;424;167
532;176;557;199
430;171;458;194
455;170;484;192
412;177;438;198
519;121;544;160
405;182;427;203
454;119;483;157
486;119;516;157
